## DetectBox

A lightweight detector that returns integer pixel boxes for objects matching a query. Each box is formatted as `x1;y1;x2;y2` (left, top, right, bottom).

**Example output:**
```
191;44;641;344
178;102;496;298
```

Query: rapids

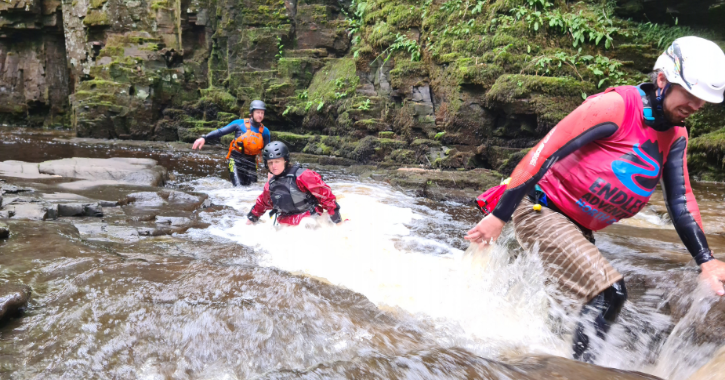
1;128;724;379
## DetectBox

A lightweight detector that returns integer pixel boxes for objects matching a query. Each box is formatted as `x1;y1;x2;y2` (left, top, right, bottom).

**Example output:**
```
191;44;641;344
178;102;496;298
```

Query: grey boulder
0;284;31;321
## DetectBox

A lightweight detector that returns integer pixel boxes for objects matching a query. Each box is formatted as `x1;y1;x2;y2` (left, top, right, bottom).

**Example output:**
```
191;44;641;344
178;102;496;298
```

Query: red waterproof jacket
249;168;340;225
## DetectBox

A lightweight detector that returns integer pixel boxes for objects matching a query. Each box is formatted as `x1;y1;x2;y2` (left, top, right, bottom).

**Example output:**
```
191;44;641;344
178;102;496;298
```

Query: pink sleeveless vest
538;86;684;231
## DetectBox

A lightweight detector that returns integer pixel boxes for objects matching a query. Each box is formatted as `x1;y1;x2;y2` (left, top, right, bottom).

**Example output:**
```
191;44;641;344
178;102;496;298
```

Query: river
0;128;723;379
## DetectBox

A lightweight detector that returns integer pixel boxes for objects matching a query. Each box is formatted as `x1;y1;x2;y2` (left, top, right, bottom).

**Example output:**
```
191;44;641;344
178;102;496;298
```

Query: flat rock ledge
1;157;168;187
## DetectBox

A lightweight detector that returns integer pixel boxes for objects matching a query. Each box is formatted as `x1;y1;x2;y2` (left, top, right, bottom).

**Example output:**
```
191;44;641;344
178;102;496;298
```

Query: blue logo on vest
611;141;662;197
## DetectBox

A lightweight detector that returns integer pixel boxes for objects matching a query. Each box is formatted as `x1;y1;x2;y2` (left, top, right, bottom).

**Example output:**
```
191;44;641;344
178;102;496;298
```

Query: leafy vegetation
275;36;284;60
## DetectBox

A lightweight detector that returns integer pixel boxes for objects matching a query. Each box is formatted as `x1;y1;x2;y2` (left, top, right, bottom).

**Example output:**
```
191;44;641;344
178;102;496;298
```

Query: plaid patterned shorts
512;198;622;302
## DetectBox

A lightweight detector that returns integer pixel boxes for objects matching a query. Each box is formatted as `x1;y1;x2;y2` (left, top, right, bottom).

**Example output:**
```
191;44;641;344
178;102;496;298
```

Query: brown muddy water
1;127;724;379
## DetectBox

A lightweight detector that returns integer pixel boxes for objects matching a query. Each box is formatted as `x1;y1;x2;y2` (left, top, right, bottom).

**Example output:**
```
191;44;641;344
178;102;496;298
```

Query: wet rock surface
1;157;168;187
0;221;8;239
0;284;31;322
37;157;168;187
259;348;662;380
57;203;103;217
385;167;501;202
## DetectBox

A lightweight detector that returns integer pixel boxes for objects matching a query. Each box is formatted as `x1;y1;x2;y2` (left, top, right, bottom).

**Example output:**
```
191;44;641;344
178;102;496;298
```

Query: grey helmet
263;141;290;165
249;100;266;114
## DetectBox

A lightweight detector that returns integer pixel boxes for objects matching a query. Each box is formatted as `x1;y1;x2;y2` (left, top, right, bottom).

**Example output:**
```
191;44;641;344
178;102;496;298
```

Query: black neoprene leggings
572;279;628;363
228;154;257;187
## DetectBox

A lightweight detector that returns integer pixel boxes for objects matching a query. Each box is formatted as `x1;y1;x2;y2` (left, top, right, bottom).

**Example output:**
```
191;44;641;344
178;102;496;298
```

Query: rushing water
1;128;724;379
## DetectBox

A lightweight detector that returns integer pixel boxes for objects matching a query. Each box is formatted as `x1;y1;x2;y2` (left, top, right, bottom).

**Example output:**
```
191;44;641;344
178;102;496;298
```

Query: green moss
241;0;291;26
306;59;359;104
128;36;161;44
687;104;725;138
90;0;107;8
140;44;160;51
690;128;725;153
388;149;417;165
387;5;422;28
198;87;238;113
379;138;407;150
100;46;124;57
487;74;594;101
367;21;394;48
77;79;125;92
337;112;352;129
83;10;110;26
350;136;380;163
389;60;428;88
379;131;395;138
298;4;328;24
217;112;238;123
272;131;314;151
267;82;295;97
151;0;170;9
688;127;725;179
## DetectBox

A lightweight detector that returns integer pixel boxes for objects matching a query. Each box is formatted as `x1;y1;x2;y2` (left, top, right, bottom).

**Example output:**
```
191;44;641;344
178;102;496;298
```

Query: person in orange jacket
246;141;342;226
191;100;270;186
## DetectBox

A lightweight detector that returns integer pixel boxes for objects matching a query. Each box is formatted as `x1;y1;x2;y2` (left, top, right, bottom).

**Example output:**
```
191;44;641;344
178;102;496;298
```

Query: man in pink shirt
466;37;725;362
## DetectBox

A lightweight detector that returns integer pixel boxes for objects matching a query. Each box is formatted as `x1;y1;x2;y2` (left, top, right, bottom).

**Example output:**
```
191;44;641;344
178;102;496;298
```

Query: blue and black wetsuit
204;119;271;186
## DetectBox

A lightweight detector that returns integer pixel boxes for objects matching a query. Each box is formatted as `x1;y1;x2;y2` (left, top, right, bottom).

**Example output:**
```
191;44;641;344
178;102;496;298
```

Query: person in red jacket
246;141;342;226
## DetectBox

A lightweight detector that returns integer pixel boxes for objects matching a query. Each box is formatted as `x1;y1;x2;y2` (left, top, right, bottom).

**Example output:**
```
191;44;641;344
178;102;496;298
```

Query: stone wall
3;0;725;176
0;0;69;127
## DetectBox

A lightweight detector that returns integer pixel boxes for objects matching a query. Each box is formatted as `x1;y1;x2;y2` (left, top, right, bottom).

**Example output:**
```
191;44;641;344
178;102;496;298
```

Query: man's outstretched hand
192;137;206;150
464;214;506;246
701;258;725;296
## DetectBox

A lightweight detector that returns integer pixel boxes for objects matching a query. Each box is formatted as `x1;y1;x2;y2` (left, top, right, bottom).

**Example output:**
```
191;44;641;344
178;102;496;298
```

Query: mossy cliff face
0;0;70;127
3;0;725;178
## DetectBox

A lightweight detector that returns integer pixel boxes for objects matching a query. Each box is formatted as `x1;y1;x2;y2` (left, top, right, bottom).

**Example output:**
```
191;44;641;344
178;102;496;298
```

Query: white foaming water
188;177;569;359
186;177;722;379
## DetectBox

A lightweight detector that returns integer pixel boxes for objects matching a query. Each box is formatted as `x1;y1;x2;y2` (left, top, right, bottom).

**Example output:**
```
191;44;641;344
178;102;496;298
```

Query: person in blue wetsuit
192;100;271;186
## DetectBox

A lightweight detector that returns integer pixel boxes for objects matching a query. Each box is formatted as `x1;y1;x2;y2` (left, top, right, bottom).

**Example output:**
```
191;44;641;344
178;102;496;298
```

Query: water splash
188;179;570;360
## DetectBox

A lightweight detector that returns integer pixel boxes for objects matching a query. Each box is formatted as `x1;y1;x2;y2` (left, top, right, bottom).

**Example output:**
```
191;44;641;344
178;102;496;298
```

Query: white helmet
654;36;725;103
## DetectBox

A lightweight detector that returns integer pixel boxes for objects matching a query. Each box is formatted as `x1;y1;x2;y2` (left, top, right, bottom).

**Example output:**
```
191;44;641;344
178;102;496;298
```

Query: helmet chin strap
655;83;670;109
646;82;676;131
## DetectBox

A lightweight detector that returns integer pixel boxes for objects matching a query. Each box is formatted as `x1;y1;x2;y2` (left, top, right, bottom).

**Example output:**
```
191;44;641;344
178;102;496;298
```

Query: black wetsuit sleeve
491;123;619;222
661;136;714;265
329;202;342;223
203;122;242;142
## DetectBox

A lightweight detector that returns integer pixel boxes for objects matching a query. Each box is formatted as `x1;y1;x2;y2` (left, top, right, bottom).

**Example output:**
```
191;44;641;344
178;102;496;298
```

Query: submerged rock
125;192;167;207
155;216;192;227
0;221;8;239
3;203;57;221
57;203;104;217
0;184;33;194
0;284;31;322
688;345;725;380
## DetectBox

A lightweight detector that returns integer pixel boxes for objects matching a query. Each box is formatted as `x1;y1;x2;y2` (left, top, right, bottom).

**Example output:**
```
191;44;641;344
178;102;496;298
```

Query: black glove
330;202;342;224
247;211;259;223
